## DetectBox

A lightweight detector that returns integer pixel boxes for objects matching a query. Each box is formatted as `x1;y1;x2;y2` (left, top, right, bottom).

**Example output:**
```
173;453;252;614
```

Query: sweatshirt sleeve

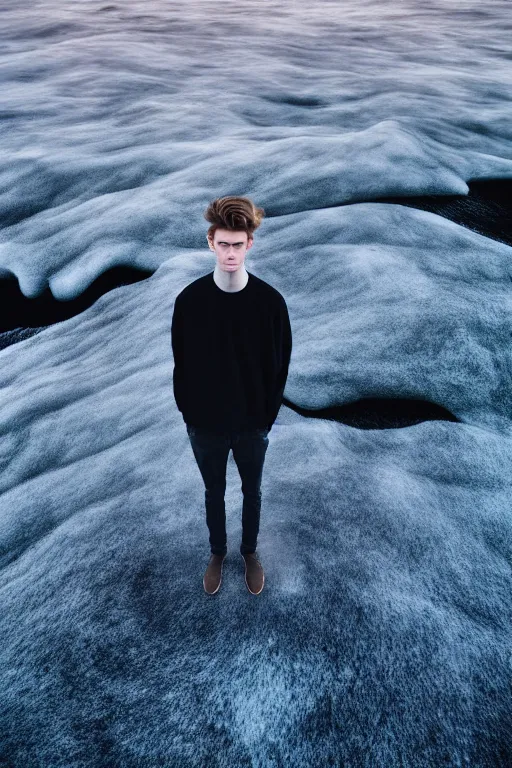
267;297;292;430
171;294;186;415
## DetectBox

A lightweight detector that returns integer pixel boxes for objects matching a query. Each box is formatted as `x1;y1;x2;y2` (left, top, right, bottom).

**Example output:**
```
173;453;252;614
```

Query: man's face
208;228;253;273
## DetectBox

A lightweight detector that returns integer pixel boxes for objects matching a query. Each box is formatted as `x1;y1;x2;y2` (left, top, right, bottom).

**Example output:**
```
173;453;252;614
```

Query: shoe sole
242;553;265;595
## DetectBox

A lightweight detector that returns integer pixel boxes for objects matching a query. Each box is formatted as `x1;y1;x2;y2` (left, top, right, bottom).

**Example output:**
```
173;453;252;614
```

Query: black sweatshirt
171;270;292;432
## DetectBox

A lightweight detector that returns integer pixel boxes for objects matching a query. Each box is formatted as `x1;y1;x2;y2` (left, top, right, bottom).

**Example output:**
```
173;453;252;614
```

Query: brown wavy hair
204;196;265;246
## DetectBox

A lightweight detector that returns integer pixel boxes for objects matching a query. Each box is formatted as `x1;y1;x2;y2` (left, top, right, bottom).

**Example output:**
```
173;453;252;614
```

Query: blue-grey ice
0;1;511;766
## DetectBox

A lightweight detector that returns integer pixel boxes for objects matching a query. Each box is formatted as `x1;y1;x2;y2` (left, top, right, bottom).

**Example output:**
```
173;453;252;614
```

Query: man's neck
213;264;249;292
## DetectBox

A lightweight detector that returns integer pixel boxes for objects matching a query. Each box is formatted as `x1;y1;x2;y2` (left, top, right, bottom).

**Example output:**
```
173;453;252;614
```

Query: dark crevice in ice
379;178;512;247
0;265;153;349
282;396;459;429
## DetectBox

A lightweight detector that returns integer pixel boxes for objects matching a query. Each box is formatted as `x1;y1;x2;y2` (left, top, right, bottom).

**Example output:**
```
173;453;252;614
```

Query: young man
171;196;292;596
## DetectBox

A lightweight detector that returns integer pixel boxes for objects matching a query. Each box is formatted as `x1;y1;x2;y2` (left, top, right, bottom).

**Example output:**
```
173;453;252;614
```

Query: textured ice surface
0;1;511;766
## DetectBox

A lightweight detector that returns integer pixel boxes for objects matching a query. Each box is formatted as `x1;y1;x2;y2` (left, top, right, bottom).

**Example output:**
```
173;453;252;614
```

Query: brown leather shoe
241;552;264;594
203;554;226;595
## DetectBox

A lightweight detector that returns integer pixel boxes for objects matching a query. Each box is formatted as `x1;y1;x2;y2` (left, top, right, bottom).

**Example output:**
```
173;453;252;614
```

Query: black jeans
186;425;270;556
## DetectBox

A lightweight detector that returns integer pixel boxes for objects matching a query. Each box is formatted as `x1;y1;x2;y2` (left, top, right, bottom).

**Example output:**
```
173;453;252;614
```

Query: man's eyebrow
218;240;245;245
